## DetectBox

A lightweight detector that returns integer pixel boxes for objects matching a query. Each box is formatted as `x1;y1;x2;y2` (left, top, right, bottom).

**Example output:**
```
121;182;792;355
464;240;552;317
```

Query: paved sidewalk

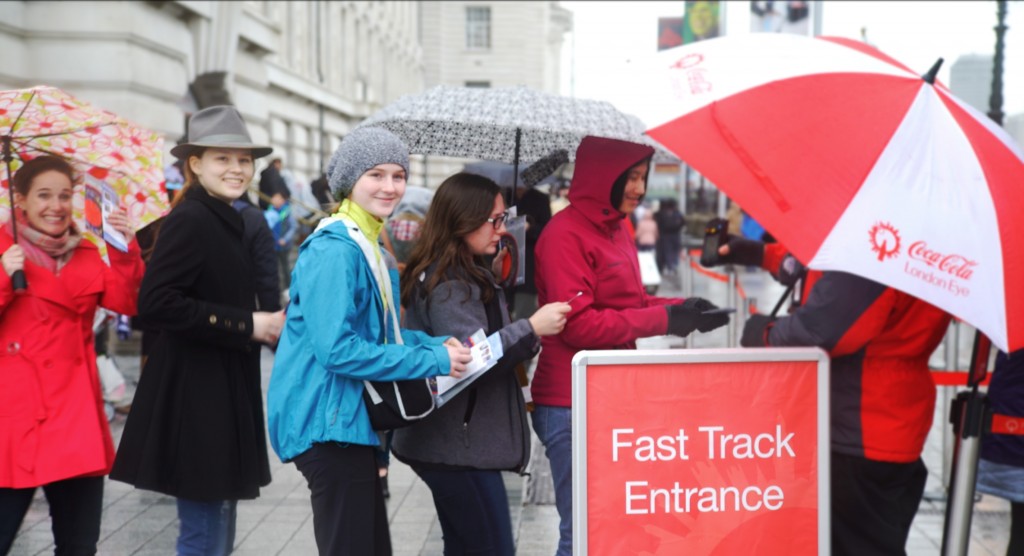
9;266;1011;555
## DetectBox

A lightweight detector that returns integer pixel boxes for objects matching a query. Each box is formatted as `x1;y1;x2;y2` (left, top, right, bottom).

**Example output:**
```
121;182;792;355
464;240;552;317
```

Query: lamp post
942;7;1009;555
987;0;1008;126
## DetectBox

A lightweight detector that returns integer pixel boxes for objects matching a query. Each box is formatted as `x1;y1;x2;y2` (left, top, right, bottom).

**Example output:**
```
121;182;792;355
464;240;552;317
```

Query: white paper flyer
433;328;504;406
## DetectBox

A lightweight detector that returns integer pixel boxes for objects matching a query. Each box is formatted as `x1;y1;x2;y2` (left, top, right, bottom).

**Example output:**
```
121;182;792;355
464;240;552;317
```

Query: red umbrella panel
642;33;1024;353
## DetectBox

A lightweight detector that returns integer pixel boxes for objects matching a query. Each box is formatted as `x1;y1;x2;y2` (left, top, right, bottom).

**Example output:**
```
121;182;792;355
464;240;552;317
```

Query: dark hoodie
531;136;683;407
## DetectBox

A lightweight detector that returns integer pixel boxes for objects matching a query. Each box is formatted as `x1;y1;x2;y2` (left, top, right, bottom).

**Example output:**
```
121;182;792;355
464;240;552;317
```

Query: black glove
666;297;730;337
716;234;765;267
774;254;806;287
741;314;776;347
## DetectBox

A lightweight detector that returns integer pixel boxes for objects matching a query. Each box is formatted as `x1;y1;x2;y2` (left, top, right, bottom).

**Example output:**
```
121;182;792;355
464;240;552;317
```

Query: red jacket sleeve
541;236;669;350
100;239;145;316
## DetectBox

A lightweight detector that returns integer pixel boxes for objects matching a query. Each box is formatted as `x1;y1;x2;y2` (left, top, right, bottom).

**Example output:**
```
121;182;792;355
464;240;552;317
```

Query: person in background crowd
976;350;1024;556
550;183;570;215
511;183;552;320
264;192;297;294
653;198;685;275
164;157;185;205
111;106;286;556
258;158;289;210
532;135;730;556
231;192;282;312
717;234;951;555
310;172;333;211
635;208;658;253
0;155;145;555
393;172;571;556
283;170;322;243
279;160;297;200
266;127;471;556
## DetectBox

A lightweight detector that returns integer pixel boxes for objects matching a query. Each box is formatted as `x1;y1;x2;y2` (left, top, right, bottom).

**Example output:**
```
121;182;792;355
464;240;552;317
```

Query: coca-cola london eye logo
868;222;900;261
668;53;711;96
869;221;976;298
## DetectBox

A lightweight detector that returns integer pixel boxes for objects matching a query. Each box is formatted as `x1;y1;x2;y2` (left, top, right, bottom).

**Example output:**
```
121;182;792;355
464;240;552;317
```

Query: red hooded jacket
531;137;681;408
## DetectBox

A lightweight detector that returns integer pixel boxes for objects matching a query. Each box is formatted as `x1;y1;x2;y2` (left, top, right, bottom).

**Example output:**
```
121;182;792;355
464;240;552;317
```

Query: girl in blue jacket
267;127;471;555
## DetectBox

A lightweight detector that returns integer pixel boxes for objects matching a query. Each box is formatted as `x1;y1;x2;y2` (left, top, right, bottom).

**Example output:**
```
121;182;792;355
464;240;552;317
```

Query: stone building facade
420;1;571;93
0;1;572;189
0;0;424;185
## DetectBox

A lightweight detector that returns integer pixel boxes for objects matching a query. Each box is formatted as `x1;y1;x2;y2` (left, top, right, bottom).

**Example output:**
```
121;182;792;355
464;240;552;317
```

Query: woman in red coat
0;155;145;554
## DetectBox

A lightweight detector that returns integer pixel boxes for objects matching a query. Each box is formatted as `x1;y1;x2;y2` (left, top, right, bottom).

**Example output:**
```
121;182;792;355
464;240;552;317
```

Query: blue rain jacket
267;219;449;462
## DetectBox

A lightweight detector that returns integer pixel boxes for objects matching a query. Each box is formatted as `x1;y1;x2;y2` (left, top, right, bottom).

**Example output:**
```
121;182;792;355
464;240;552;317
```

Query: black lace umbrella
357;85;668;197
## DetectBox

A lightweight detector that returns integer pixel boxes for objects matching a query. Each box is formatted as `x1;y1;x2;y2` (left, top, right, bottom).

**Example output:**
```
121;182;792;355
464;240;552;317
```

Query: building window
465;81;491;88
466;7;491;50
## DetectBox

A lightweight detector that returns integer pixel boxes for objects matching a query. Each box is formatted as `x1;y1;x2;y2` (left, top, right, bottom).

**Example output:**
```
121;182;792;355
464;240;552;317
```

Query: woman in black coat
111;106;285;556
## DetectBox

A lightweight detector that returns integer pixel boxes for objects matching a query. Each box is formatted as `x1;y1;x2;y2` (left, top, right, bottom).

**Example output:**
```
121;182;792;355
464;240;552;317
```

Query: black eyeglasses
486;211;510;229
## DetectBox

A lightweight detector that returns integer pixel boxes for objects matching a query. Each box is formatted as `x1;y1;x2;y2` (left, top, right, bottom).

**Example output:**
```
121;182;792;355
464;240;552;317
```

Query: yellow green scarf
334;199;394;342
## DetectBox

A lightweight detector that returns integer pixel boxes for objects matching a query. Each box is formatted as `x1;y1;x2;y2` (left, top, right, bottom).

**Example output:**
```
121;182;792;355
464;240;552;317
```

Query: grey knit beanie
327;127;410;198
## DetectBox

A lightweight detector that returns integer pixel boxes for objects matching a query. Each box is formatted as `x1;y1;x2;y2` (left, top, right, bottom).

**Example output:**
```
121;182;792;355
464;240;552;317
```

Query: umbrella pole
512;128;521;207
940;331;993;556
2;135;27;292
768;282;796;317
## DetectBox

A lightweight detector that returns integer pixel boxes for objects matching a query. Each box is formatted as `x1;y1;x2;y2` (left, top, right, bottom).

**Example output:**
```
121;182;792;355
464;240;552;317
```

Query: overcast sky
559;1;1024;123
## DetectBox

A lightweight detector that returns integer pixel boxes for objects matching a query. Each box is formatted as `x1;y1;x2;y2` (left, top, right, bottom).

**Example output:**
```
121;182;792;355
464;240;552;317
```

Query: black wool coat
110;185;271;501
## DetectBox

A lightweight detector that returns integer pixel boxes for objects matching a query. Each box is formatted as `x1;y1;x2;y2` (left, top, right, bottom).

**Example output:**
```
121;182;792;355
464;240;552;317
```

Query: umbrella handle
768;282;796;318
10;269;26;293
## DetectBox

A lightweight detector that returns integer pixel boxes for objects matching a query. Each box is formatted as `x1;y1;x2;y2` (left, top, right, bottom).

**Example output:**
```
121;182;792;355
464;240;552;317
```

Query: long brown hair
171;147;207;209
400;172;502;307
139;148;207;263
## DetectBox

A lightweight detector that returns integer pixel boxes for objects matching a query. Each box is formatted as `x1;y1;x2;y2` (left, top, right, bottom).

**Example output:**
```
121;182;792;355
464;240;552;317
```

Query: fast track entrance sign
572;348;829;555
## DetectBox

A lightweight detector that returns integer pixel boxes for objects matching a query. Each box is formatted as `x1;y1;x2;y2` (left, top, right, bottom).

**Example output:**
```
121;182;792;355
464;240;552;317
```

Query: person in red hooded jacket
0;155;145;554
531;136;729;556
718;236;951;556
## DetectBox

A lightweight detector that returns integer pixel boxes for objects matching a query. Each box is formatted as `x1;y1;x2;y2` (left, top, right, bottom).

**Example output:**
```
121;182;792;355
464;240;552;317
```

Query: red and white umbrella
642;33;1024;353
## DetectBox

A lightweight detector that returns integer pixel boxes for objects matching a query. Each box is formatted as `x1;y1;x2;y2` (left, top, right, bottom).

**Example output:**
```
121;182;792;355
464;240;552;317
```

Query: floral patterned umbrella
0;85;168;251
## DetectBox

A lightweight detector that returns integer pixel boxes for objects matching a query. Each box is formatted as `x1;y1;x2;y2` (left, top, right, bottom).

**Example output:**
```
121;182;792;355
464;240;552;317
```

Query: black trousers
412;467;515;556
1009;501;1024;556
831;452;927;556
0;476;104;556
293;442;391;556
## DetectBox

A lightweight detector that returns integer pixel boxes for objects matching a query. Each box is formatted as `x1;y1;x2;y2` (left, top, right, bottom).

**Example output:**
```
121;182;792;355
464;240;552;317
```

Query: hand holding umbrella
1;243;25;287
2;137;27;292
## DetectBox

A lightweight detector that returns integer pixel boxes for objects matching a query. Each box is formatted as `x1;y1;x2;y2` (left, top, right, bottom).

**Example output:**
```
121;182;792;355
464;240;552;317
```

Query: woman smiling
0;154;145;554
111;106;285;556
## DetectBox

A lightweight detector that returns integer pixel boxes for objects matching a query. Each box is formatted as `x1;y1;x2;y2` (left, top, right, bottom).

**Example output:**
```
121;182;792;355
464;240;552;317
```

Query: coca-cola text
907;241;976;281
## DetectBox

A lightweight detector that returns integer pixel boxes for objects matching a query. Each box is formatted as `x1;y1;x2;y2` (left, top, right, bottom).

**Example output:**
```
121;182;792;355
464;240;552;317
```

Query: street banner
683;1;721;43
572;348;829;555
657;17;684;51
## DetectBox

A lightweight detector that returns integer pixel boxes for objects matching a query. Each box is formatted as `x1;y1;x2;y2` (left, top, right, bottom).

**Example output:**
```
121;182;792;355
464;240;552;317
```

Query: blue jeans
413;467;514;556
176;498;237;556
531;404;572;556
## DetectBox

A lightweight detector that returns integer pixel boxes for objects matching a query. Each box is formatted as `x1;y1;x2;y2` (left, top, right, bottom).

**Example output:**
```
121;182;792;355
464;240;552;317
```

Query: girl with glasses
393;172;571;555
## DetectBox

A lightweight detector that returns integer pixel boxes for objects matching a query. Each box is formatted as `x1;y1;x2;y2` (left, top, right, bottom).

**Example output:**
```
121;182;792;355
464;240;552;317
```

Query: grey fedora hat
171;105;273;159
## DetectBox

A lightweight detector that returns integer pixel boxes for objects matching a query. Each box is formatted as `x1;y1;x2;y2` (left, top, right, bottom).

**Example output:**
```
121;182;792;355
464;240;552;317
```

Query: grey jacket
392;270;537;472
